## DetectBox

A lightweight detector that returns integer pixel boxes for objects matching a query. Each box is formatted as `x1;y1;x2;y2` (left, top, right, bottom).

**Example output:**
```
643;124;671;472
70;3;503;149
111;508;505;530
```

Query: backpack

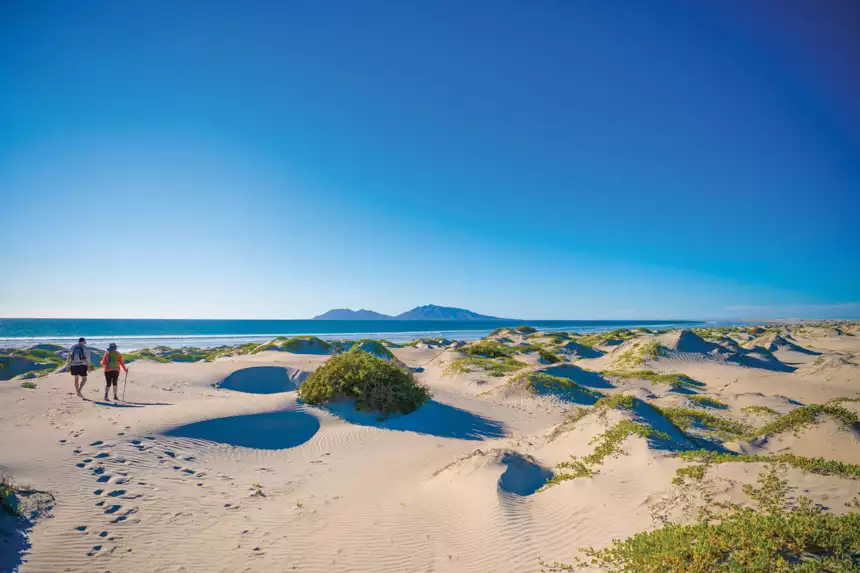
107;351;120;370
72;345;86;362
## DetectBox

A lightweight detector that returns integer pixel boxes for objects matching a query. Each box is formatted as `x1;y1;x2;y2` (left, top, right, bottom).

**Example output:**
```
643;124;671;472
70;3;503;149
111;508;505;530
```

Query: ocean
0;318;718;351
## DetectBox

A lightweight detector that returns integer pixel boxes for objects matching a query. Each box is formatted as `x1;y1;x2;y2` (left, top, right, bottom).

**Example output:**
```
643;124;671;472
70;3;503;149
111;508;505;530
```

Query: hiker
68;337;93;398
101;343;128;401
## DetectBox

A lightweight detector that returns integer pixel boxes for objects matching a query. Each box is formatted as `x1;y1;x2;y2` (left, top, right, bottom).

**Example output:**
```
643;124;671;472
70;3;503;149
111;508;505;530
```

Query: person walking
101;343;128;401
68;337;93;398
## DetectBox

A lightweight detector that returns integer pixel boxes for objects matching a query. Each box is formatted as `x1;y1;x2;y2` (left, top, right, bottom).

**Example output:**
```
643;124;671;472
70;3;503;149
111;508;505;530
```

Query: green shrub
543;467;860;572
0;476;17;516
515;325;537;334
20;381;36;389
299;349;429;417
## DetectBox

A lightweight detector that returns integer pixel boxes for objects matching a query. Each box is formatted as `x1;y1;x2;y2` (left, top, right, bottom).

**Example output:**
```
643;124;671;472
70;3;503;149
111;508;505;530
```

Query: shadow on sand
0;490;53;573
216;366;302;395
497;452;553;496
324;400;507;441
164;408;320;450
730;354;796;373
0;513;30;573
542;364;615;389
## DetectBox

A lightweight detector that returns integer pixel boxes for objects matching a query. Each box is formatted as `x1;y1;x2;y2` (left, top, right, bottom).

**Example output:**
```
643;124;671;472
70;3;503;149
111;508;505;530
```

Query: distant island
313;304;507;321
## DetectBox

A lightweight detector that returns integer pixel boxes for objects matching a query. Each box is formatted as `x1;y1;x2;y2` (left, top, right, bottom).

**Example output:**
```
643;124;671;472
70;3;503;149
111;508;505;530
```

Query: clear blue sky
1;1;859;320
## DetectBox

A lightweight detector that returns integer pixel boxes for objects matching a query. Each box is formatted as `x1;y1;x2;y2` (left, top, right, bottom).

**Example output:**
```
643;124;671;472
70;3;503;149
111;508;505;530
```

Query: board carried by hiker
68;337;93;398
101;343;129;401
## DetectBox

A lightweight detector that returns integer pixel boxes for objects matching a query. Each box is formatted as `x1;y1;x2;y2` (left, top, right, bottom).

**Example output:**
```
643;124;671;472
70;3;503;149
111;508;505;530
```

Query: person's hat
108;343;118;350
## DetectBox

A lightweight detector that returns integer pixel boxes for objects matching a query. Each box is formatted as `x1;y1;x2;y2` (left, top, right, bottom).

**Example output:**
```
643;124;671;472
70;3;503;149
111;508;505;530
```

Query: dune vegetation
460;341;516;358
507;371;602;402
543;420;670;489
675;450;860;480
543;467;860;572
443;356;527;377
0;475;17;516
575;329;638;348
299;348;429;416
538;347;562;364
601;369;700;390
613;340;668;368
741;405;780;416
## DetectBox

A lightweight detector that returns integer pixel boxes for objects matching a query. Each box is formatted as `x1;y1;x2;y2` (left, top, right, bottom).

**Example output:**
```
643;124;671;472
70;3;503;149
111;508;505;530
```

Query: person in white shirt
67;337;93;398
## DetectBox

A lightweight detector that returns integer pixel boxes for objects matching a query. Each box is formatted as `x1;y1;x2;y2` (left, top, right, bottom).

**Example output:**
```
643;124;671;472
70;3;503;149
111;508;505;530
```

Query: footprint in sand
104;504;122;514
94;489;104;495
107;490;126;497
95;452;110;459
87;545;102;556
164;450;176;458
98;531;109;537
90;441;104;447
92;467;105;475
129;440;141;445
75;525;87;532
97;475;112;483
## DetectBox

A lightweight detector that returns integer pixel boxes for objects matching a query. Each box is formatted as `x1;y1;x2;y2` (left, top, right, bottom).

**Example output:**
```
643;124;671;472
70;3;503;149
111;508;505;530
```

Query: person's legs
73;374;81;395
79;375;87;395
105;371;119;400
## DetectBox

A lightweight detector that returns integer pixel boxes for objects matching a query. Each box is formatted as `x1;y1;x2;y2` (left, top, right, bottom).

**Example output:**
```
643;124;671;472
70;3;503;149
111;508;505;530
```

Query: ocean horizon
0;317;720;350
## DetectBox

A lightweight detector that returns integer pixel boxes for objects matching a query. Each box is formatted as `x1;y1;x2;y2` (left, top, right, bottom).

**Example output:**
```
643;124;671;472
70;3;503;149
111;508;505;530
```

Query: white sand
1;326;859;572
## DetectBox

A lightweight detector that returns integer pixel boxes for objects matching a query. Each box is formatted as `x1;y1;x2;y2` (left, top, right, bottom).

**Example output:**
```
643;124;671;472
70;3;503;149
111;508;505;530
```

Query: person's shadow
323;399;507;441
85;398;171;408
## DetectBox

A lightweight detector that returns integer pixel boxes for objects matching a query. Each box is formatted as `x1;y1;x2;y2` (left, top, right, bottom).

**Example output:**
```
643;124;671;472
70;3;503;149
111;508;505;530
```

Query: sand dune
2;323;859;572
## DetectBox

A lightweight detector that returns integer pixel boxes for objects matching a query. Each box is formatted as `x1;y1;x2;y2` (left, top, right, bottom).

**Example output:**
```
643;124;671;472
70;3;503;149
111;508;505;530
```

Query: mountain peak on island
312;308;394;320
395;304;504;321
312;304;505;321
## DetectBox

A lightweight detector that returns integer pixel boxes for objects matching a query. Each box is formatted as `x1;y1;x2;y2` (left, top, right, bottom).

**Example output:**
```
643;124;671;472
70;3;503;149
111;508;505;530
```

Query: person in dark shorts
68;337;93;398
100;343;128;401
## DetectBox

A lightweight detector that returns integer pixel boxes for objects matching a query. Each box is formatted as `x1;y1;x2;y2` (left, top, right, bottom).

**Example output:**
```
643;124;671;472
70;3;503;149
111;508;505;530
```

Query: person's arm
101;352;109;368
87;347;93;369
67;348;73;368
119;353;128;372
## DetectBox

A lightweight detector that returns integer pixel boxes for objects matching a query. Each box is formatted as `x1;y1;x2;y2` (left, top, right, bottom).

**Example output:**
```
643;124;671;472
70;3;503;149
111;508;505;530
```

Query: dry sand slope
1;324;859;572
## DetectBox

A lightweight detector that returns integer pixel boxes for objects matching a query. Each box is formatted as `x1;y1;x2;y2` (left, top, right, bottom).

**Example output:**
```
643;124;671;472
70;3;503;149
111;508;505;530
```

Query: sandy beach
1;323;859;572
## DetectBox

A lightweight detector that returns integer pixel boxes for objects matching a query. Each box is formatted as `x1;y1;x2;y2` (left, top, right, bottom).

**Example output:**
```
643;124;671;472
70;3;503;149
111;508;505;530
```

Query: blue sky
1;1;859;320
